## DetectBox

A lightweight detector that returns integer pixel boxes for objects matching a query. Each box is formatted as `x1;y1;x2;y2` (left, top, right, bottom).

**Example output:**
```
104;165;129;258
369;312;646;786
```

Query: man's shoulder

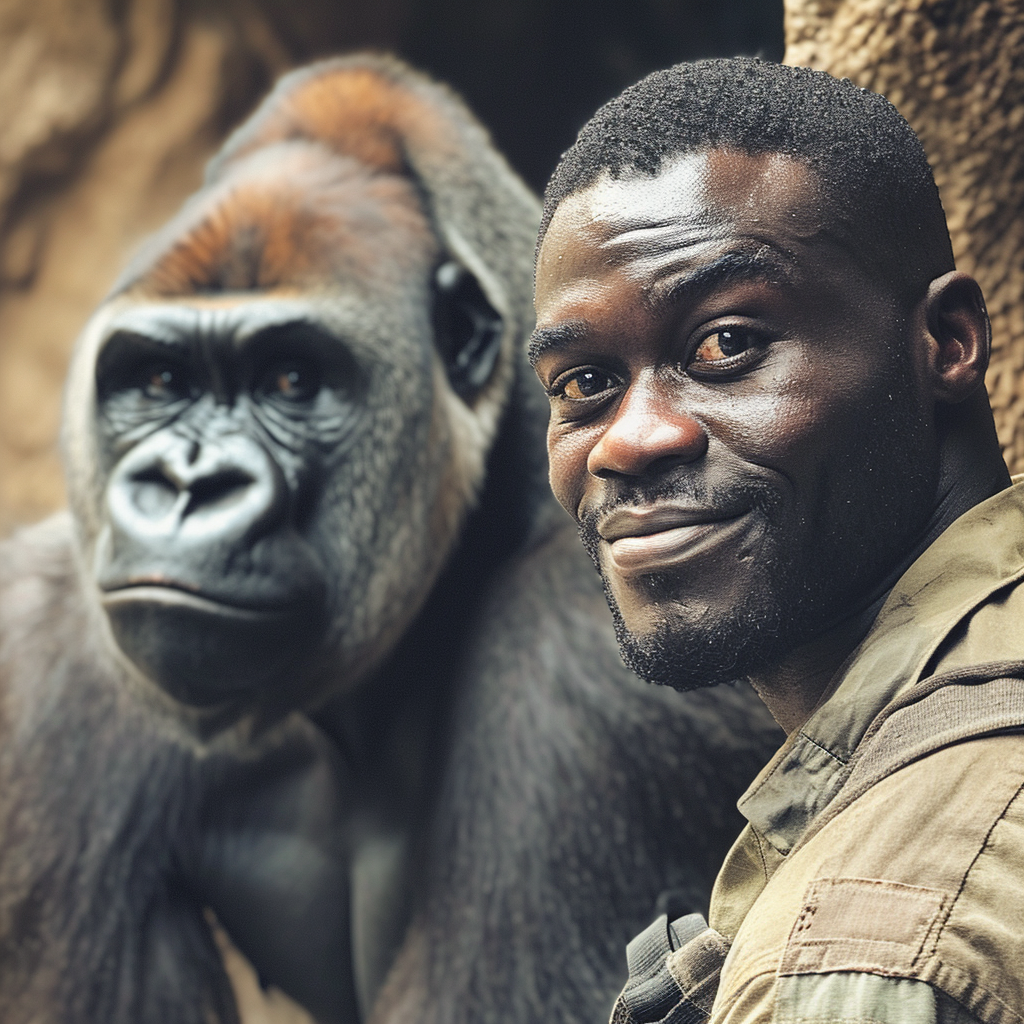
715;734;1024;1024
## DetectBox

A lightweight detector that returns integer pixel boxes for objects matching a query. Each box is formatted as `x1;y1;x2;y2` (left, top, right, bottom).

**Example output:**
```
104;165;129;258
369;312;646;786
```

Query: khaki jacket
614;479;1024;1024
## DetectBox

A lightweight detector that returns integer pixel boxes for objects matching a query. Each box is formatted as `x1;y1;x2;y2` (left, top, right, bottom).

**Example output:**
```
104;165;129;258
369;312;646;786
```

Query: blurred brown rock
785;0;1024;475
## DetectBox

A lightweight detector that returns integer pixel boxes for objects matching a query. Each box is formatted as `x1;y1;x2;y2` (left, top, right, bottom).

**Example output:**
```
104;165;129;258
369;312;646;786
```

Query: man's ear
922;271;991;404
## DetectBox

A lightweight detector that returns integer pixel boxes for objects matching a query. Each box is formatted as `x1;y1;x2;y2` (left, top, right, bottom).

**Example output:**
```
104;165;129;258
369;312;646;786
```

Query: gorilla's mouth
101;583;299;621
100;580;327;706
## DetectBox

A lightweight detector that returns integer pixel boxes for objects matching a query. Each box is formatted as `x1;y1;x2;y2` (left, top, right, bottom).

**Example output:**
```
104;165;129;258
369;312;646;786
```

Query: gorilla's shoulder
0;512;82;639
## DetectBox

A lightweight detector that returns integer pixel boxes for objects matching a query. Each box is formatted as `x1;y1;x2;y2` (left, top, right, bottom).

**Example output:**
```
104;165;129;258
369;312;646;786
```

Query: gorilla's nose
108;431;286;546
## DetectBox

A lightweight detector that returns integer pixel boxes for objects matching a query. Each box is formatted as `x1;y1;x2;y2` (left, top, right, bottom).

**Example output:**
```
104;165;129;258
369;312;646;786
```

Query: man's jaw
575;482;800;691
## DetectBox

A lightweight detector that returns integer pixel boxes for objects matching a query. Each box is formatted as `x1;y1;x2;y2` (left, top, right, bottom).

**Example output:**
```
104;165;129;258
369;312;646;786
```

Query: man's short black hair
541;59;954;297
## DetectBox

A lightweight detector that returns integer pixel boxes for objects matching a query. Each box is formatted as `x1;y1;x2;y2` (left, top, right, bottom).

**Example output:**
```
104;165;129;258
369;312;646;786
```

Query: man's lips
596;504;750;576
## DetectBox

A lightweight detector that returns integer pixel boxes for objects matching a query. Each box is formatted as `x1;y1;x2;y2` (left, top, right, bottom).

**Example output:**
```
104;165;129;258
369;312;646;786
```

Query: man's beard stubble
575;477;804;691
577;442;932;693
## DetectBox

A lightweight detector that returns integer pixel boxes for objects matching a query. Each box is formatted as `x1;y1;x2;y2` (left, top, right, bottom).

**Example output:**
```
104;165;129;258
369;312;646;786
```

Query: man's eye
691;328;767;369
558;369;615;400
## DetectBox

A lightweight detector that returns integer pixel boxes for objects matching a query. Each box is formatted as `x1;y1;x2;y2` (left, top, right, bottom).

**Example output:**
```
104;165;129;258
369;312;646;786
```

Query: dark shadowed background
393;0;783;189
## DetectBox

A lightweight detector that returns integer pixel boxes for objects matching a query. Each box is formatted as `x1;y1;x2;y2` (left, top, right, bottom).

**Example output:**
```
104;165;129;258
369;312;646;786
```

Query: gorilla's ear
433;259;504;401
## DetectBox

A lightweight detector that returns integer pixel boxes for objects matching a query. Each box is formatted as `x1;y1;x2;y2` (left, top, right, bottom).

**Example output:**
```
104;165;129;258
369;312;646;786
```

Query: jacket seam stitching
798;732;847;766
753;829;772;883
938;778;1024;942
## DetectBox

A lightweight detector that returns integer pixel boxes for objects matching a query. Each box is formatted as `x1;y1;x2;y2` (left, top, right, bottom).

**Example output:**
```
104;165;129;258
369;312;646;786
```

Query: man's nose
587;377;708;478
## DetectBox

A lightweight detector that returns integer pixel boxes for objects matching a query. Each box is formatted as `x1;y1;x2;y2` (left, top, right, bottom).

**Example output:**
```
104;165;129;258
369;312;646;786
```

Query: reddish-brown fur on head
118;58;472;302
132;142;436;298
220;68;410;176
212;61;463;181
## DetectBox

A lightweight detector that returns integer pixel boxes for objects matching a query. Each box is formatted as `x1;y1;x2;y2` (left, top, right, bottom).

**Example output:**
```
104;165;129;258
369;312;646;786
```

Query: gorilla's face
63;149;507;715
88;299;375;708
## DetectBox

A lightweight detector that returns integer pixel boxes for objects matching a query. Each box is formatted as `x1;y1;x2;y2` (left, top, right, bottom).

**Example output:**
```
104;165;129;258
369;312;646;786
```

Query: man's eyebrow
647;247;796;309
528;248;796;368
528;320;589;367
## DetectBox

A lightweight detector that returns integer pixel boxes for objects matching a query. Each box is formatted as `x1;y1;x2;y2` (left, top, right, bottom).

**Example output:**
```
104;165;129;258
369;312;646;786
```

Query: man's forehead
564;151;715;230
546;149;824;253
536;148;858;314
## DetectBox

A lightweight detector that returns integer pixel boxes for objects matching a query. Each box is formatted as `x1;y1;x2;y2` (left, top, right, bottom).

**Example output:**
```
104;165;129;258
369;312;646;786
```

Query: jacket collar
737;478;1024;855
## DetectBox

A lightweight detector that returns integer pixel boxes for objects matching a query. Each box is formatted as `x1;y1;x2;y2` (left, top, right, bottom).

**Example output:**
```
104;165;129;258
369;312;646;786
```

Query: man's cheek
547;460;579;518
547;432;591;520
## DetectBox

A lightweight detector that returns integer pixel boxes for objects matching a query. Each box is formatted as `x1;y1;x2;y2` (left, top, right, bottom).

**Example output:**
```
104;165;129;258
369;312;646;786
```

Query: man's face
532;150;940;689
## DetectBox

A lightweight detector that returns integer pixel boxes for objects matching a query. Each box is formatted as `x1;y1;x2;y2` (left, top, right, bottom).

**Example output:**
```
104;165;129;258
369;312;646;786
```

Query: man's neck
752;431;1011;736
747;601;883;734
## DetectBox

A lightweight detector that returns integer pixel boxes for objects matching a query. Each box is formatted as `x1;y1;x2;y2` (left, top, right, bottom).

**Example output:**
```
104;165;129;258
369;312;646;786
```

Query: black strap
612;914;725;1024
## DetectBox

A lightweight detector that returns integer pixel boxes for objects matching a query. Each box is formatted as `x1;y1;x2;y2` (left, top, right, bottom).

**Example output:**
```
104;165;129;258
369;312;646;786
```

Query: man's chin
612;615;744;690
605;583;790;692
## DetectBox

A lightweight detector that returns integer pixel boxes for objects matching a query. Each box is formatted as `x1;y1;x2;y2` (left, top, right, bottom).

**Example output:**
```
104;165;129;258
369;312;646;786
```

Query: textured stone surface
785;0;1024;474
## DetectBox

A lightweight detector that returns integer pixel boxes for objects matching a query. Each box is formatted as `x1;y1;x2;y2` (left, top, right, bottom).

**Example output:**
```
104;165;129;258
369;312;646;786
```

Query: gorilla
0;55;780;1024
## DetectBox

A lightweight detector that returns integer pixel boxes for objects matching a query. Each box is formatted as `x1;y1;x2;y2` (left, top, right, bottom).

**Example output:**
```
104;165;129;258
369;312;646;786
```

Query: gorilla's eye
138;362;190;401
558;369;615;401
258;360;322;403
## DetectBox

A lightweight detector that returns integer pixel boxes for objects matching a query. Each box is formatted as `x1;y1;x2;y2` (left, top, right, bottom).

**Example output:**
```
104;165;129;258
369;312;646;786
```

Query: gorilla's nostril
184;470;256;516
128;468;180;518
107;431;284;545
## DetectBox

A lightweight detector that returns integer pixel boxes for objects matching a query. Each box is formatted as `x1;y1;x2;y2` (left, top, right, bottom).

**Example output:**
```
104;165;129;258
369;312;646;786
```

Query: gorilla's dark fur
0;55;780;1024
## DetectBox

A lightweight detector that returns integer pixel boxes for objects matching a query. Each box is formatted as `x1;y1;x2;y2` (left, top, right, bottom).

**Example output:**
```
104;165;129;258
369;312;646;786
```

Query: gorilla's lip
100;583;298;621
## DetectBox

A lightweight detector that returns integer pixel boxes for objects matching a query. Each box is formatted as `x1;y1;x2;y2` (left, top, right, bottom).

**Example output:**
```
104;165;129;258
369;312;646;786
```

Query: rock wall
785;0;1024;474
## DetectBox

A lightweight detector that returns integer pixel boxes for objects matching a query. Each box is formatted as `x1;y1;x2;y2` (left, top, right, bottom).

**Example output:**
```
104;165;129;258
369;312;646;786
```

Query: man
531;59;1024;1024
